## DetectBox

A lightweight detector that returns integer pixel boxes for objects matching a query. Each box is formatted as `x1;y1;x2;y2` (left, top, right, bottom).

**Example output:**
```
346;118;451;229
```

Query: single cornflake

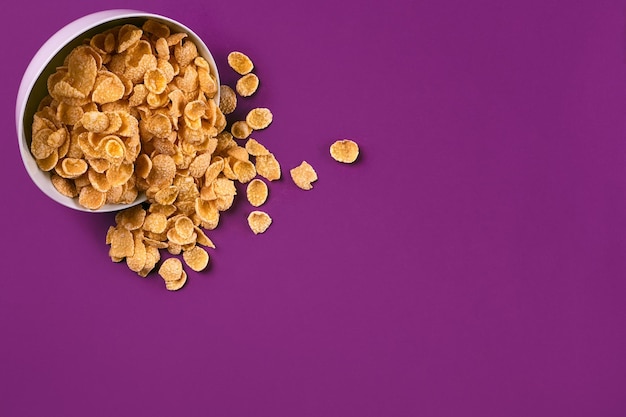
183;246;210;272
247;211;272;234
330;139;360;163
290;161;318;190
236;73;259;97
51;174;77;198
246;178;268;207
78;185;107;210
231;120;252;139
244;138;269;156
115;205;146;231
245;108;272;130
109;227;135;258
233;160;256;183
143;212;168;234
227;51;254;75
255;153;281;181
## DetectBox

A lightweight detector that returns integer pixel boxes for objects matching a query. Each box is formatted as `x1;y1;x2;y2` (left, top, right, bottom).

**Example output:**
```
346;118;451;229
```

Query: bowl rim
16;9;220;213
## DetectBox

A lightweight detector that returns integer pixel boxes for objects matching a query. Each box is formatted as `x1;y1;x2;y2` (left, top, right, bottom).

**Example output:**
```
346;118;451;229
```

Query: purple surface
3;0;626;416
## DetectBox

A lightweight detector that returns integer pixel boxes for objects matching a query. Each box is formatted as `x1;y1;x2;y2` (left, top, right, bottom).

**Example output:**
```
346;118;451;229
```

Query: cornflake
227;51;254;75
183;246;209;272
245;108;272;130
290;161;318;190
231;120;252;139
236;73;259;97
330;139;360;163
246;179;268;207
244;138;269;156
247;210;272;234
255;153;281;181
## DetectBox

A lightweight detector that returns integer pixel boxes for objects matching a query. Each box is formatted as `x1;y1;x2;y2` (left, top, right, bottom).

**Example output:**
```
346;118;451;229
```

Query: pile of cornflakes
30;19;360;291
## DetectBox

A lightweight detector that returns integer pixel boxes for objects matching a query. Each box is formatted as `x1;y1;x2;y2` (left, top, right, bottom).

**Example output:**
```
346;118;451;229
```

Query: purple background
3;0;626;416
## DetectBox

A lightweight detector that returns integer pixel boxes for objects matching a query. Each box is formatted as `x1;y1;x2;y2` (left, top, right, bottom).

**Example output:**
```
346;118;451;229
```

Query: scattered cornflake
244;138;270;156
255;153;281;181
183;246;210;272
31;26;362;292
290;161;318;190
245;108;272;130
227;51;254;75
246;179;268;207
247;211;272;234
236;73;259;97
330;139;360;163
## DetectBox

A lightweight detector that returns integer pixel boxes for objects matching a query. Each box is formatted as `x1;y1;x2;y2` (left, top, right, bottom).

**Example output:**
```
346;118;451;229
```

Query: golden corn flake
158;257;184;282
183;246;209;272
117;24;143;53
245;108;272;130
330;139;360;163
148;154;176;187
188;152;212;178
109;227;135;258
195;198;219;226
167;242;183;255
194;226;216;249
219;85;237;114
226;146;249;162
144;68;168;94
290;161;318;190
78;185;107;210
236;73;259;97
174;216;195;240
247;211;272;234
227;51;254;75
243;138;268;157
135;153;152;179
143;19;170;38
87;169;111;192
143;212;168;234
36;150;59;172
165;270;187;291
106;161;134;187
115;205;146;231
154;185;179;205
255;153;281;181
231;120;252;139
92;71;125;104
233;160;256;183
246;179;268;207
174;39;199;67
51;173;77;198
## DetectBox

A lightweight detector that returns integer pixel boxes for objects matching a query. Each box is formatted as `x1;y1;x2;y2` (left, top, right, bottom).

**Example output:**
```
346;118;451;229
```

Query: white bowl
16;9;220;212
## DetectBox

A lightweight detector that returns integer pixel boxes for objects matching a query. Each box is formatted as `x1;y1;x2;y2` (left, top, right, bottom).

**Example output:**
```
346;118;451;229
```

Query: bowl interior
18;12;220;212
